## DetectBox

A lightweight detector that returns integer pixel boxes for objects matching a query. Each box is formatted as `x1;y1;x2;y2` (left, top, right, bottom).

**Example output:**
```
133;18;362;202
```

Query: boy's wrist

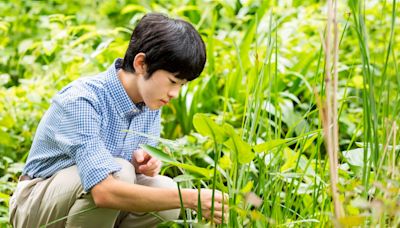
181;189;197;210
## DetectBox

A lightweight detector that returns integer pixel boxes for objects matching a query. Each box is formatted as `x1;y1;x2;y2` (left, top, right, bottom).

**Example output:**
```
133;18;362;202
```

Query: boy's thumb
135;150;144;162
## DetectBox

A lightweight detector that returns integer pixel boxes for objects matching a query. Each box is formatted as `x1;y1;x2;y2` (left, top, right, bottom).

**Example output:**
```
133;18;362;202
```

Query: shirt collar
105;58;146;117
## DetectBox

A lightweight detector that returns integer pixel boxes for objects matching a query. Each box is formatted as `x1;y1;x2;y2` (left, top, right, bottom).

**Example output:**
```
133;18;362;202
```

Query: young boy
9;13;227;227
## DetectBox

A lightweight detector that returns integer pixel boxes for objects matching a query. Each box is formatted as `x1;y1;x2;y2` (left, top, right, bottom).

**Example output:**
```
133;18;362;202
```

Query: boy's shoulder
53;72;108;106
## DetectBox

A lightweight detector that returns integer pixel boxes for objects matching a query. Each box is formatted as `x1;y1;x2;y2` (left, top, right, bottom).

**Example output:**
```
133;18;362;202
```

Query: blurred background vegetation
0;0;399;227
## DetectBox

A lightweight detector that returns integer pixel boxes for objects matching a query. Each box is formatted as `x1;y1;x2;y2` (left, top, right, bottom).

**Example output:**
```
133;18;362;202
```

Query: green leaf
174;5;200;15
70;31;99;48
219;155;232;169
348;0;359;12
140;144;211;178
253;138;290;153
0;192;10;205
224;125;254;164
342;148;368;167
121;5;148;14
170;162;212;179
0;114;15;129
140;144;175;163
0;130;13;147
241;181;253;193
339;216;366;226
173;174;201;182
280;148;298;172
193;113;226;142
303;134;319;151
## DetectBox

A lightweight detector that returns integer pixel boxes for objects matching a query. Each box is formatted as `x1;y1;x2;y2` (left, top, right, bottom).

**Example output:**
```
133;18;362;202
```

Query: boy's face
137;70;187;110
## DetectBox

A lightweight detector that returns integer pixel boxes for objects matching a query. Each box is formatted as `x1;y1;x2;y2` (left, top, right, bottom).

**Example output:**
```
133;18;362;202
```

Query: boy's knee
113;158;136;184
155;175;178;189
137;175;178;189
143;176;180;220
158;208;180;221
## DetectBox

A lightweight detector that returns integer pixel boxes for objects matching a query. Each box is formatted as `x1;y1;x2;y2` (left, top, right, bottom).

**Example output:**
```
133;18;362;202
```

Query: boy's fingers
134;149;144;163
213;202;229;211
213;192;229;202
223;204;229;212
142;150;151;160
136;155;161;176
139;164;146;171
223;193;229;201
148;157;159;168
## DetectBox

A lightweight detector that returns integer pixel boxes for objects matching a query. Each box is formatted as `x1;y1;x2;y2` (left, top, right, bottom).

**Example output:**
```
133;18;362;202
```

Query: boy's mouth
160;99;169;105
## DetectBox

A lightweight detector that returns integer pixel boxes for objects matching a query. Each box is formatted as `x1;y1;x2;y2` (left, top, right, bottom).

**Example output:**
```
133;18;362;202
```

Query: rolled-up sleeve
55;95;121;192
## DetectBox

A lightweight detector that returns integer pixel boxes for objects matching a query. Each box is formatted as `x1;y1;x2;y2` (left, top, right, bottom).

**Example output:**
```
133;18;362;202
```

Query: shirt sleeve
55;95;121;192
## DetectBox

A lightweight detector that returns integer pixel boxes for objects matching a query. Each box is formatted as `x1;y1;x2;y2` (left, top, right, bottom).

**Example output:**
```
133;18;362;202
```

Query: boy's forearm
91;175;196;212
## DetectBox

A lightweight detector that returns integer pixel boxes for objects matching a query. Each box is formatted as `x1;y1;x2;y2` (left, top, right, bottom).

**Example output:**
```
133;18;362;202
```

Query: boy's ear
133;53;147;76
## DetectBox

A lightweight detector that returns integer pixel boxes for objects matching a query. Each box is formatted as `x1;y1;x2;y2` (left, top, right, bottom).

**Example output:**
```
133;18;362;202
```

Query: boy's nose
168;86;180;99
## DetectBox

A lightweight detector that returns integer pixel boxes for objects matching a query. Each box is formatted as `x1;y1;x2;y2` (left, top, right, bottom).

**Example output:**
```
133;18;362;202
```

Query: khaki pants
9;158;180;228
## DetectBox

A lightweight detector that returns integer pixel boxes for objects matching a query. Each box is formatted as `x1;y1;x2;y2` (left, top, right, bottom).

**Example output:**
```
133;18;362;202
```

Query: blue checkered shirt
22;58;161;191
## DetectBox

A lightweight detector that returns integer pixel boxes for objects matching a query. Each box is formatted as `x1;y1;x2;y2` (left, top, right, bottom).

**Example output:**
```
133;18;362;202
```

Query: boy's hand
132;149;162;177
190;189;229;224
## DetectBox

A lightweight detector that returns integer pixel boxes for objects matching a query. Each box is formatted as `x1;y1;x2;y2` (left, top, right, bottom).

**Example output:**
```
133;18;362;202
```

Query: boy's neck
117;69;143;104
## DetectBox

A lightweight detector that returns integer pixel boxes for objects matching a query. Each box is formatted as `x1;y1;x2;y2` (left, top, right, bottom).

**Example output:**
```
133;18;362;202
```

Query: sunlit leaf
0;130;13;146
219;155;231;169
339;216;366;226
140;144;175;163
224;137;254;164
174;5;200;15
121;5;148;14
241;181;253;193
223;123;254;164
170;162;212;179
0;192;10;204
342;148;368;167
141;144;211;178
253;138;290;153
0;115;15;129
173;174;200;182
351;75;364;89
193;113;226;142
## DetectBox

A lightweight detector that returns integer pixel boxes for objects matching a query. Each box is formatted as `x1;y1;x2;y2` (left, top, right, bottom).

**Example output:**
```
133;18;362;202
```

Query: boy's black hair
122;13;206;81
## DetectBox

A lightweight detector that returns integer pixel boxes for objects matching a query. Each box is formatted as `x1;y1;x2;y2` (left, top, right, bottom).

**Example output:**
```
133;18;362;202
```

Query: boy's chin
146;102;163;110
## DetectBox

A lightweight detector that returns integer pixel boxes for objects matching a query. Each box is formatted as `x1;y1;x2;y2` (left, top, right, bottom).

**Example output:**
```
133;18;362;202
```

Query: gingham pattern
22;58;161;191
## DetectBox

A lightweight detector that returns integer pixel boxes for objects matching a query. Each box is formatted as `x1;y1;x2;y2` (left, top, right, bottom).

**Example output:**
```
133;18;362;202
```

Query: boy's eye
169;79;177;84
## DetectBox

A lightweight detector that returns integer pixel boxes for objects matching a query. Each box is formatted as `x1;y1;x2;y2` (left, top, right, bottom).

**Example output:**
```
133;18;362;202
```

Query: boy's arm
91;175;194;211
91;175;228;224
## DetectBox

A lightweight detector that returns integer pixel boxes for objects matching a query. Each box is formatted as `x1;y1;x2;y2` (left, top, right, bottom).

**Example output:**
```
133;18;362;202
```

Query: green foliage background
0;0;399;226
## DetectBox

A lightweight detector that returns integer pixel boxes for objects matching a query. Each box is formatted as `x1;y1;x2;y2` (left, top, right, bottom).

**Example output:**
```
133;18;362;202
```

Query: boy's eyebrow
170;74;188;84
179;78;188;84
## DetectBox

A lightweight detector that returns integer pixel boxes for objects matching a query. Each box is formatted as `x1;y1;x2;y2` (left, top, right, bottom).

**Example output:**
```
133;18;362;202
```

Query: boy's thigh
38;165;86;227
65;158;137;228
136;174;178;189
10;165;84;228
11;158;135;228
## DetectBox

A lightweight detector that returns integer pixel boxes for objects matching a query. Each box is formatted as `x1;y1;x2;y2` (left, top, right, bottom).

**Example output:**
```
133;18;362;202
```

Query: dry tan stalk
324;0;342;221
379;120;395;172
391;121;397;178
332;0;339;175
